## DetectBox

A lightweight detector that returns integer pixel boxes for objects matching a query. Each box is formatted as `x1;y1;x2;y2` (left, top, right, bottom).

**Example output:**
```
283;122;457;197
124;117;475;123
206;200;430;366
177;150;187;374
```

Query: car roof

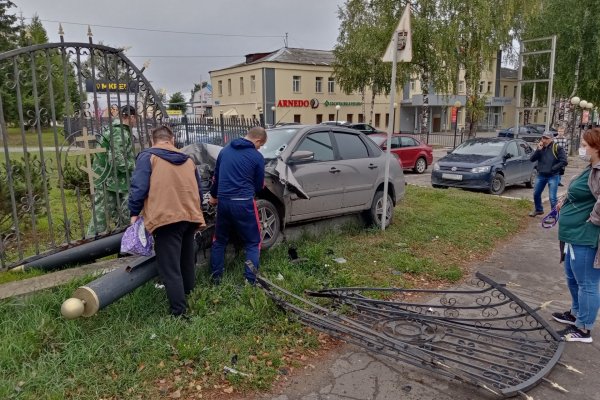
464;137;512;144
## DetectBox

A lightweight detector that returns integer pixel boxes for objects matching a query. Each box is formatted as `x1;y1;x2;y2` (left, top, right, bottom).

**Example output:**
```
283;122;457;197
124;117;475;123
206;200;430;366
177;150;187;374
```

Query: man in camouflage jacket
86;105;136;236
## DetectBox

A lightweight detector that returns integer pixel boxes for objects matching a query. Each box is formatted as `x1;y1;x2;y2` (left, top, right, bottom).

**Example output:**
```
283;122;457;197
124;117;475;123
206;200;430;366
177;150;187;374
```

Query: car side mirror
288;150;314;163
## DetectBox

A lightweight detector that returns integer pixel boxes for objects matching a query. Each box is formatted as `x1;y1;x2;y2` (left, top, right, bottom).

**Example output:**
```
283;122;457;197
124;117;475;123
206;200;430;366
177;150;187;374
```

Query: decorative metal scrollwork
257;271;564;399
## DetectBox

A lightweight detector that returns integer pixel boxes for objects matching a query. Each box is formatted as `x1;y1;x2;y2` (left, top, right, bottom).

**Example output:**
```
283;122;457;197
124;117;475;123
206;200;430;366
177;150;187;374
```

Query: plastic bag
120;217;154;256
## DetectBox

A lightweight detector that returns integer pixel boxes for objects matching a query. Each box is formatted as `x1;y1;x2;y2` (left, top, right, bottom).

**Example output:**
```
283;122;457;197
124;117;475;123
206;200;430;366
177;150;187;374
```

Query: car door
398;136;420;169
518;140;535;180
288;130;344;218
502;140;522;184
332;131;379;208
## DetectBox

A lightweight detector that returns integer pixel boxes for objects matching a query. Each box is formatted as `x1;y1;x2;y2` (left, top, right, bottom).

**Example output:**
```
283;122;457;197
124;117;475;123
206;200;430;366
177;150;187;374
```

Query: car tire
256;199;280;250
525;168;537;188
368;190;394;228
489;173;506;195
413;157;427;174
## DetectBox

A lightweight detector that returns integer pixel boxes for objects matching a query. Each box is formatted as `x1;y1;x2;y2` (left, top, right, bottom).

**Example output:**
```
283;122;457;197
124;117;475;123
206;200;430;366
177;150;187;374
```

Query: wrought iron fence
0;35;166;269
168;115;257;148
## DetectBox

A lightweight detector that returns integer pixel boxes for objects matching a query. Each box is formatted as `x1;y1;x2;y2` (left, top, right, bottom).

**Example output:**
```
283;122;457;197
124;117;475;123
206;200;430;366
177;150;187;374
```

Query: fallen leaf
169;389;181;398
223;386;234;394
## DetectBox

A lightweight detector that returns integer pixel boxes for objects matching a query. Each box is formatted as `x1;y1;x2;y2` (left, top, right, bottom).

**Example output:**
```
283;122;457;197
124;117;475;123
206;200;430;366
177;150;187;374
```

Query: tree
0;0;17;52
333;0;410;123
436;0;540;136
168;92;187;114
522;0;600;134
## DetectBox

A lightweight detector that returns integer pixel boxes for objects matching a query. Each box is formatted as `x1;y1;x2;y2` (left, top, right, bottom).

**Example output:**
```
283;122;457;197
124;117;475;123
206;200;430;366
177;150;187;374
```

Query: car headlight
471;166;491;173
433;162;440;171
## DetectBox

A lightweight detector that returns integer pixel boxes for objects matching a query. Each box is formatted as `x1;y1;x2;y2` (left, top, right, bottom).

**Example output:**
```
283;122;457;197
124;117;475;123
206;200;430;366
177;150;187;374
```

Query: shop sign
323;100;362;107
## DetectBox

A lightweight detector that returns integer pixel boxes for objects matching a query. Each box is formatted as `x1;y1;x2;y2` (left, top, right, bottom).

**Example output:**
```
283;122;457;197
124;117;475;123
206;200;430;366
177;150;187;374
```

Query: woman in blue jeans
553;128;600;343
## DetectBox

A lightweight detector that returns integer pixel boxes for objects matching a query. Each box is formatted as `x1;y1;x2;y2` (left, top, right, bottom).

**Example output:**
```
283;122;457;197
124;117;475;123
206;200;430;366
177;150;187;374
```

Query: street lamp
335;104;341;124
570;96;581;155
453;100;462;148
271;106;276;126
392;102;397;134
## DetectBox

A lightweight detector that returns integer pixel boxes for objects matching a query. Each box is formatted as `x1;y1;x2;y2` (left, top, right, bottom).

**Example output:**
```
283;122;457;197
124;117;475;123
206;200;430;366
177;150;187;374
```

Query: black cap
121;105;137;116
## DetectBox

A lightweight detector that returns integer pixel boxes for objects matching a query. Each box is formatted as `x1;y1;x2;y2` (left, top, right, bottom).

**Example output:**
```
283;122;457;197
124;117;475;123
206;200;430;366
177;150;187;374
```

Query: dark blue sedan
431;138;537;195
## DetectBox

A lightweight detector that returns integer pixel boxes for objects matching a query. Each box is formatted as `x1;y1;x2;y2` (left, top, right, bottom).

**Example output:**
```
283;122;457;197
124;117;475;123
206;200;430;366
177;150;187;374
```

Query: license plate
442;173;463;181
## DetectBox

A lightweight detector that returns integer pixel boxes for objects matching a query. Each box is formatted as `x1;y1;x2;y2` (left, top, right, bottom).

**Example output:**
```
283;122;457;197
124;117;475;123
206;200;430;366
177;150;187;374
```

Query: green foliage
523;0;600;105
0;153;51;228
61;159;90;194
168;92;187;114
0;0;17;52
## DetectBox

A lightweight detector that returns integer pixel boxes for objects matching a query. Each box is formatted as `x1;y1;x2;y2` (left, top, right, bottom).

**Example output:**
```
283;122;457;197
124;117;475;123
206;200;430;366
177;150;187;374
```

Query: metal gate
0;33;166;269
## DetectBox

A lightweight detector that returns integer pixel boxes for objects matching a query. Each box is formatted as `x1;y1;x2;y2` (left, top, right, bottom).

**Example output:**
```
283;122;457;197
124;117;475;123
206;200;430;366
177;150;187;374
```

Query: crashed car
182;124;406;249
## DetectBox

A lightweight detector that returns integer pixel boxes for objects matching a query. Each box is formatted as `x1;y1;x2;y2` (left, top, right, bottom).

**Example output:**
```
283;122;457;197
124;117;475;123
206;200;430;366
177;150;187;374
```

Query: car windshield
259;128;300;159
452;141;505;156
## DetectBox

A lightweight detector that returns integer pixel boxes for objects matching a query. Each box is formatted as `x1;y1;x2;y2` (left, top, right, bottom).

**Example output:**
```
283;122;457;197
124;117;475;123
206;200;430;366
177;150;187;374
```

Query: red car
368;134;433;174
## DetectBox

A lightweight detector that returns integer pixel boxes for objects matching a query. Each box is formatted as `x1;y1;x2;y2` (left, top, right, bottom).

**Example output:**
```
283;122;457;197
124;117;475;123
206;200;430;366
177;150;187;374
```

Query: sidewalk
256;218;600;400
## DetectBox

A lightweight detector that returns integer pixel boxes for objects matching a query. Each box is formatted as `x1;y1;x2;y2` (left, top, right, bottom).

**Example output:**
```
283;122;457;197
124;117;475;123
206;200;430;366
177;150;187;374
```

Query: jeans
533;174;559;213
564;243;600;330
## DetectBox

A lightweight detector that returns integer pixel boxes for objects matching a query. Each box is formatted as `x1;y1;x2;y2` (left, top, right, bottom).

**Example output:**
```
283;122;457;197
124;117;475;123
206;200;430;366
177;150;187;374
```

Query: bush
0;153;50;229
62;158;90;194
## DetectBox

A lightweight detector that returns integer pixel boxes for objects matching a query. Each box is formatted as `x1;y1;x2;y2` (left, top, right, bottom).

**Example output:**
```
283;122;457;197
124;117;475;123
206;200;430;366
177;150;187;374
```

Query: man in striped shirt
554;129;569;186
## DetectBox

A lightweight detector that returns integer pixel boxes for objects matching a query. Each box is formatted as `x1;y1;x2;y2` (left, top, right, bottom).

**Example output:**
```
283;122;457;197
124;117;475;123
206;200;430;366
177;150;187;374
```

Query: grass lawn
3;126;64;148
0;186;531;399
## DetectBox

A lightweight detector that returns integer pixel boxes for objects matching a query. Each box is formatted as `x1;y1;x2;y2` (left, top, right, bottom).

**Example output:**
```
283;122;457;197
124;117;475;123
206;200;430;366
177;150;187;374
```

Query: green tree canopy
168;92;187;114
0;0;17;52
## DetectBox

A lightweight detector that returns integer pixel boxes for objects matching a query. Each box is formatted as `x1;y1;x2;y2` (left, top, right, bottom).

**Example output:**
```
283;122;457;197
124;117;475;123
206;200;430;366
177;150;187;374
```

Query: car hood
180;142;310;200
438;153;500;167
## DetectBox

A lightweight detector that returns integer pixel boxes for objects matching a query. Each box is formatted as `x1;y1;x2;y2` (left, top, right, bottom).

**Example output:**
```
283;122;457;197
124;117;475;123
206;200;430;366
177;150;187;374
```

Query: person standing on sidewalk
554;129;569;186
209;127;267;285
128;125;206;318
528;132;568;217
552;128;600;342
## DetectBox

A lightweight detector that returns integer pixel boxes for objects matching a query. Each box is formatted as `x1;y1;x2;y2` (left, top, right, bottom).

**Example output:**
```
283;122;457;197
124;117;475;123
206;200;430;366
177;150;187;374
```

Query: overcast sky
15;0;344;99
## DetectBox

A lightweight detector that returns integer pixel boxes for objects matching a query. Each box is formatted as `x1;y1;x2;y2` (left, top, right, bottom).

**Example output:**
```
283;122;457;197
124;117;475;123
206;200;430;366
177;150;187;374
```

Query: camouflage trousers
86;189;129;237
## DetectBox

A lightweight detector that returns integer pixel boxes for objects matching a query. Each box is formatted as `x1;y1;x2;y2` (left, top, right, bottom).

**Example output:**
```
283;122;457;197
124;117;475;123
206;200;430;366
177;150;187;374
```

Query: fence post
182;115;189;145
219;113;225;144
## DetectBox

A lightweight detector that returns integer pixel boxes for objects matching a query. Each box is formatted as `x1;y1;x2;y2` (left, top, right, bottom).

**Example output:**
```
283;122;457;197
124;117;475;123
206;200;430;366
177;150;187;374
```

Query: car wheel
432;184;448;189
489;173;506;195
525;168;537;188
413;157;427;174
368;190;394;228
256;199;280;250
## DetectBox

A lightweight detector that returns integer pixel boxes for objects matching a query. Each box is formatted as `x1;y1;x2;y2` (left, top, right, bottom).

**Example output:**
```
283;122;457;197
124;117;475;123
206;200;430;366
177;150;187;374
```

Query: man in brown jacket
128;125;206;317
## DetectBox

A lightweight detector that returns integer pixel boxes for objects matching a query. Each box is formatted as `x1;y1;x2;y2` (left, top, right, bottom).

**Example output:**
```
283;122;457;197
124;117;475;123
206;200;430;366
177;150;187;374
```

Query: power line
27;17;284;39
128;55;243;58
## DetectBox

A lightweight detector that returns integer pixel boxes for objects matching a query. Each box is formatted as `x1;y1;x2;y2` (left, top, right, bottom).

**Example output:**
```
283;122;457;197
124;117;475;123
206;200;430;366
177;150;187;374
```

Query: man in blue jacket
529;132;568;217
209;127;267;284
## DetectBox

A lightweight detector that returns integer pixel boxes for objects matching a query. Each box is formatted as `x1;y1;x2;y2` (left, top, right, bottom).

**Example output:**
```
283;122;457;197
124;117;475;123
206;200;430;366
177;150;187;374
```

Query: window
334;132;369;160
316;114;323;124
250;75;256;93
375;113;381;127
479;81;484;93
390;137;401;149
385;113;390;127
328;77;335;93
294;114;301;123
400;137;418;147
487;82;492;93
239;77;244;95
297;131;334;161
328;113;335;121
227;79;232;96
458;80;465;92
358;113;364;123
293;76;301;93
410;80;416;91
503;85;508;97
315;77;323;93
218;80;223;96
513;86;517;97
347;114;353;123
506;141;518;158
